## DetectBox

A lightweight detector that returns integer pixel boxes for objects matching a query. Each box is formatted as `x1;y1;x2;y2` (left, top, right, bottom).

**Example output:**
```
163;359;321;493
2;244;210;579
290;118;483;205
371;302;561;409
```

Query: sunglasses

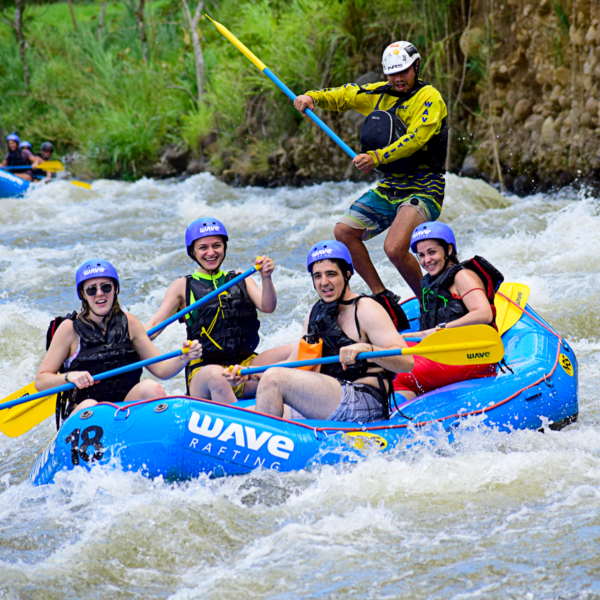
85;283;114;296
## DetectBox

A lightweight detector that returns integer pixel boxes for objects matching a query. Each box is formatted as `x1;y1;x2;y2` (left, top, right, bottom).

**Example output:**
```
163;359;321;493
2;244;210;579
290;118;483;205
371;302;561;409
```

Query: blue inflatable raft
29;298;579;485
0;169;30;198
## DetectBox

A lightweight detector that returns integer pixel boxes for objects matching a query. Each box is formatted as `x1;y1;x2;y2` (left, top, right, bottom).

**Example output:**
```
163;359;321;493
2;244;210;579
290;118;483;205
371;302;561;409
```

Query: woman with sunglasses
35;259;201;420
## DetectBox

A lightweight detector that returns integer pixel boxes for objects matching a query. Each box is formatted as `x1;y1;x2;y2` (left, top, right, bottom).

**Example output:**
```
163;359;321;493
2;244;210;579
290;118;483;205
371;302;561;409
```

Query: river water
1;174;599;599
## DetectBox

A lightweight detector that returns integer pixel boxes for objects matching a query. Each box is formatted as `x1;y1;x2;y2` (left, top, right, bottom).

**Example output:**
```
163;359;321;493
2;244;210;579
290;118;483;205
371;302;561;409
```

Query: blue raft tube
0;169;30;198
30;295;578;485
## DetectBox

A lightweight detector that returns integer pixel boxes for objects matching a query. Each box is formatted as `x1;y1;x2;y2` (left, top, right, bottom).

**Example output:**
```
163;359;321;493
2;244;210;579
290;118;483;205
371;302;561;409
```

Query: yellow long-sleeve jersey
306;80;447;167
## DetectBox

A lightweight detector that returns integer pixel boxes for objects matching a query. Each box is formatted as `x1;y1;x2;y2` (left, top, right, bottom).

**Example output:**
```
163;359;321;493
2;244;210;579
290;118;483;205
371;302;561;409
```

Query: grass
0;0;471;180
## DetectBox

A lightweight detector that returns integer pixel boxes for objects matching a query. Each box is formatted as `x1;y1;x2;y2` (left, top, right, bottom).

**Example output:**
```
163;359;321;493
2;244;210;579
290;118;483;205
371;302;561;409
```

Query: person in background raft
32;141;55;182
393;222;503;400
0;133;42;182
225;241;413;422
36;260;201;423
145;218;290;405
294;42;448;303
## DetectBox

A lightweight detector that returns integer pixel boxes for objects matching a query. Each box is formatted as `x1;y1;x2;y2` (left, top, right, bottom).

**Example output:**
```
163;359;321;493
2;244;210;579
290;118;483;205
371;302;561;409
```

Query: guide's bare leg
256;367;343;419
383;205;425;298
334;222;386;294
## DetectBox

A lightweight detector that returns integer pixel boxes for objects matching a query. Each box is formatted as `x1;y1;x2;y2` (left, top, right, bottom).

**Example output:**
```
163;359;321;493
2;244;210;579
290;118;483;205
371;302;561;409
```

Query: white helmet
382;41;421;75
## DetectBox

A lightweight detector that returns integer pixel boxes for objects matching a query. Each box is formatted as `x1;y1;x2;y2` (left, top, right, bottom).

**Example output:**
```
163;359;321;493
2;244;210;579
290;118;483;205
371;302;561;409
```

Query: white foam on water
1;173;600;598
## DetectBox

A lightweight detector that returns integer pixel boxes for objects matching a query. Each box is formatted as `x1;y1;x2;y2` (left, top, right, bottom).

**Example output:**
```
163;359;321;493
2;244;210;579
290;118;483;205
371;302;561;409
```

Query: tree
180;0;204;106
0;0;30;88
123;0;148;62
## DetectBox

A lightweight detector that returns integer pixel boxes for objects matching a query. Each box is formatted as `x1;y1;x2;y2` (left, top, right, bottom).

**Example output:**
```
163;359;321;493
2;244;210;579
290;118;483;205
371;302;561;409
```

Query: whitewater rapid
1;173;599;598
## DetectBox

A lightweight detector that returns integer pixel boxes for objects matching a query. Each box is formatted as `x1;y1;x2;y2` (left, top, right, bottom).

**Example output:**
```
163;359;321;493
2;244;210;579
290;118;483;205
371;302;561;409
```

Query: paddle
206;15;357;160
34;174;92;190
237;325;504;376
0;263;261;436
0;346;192;419
3;160;64;173
495;282;530;336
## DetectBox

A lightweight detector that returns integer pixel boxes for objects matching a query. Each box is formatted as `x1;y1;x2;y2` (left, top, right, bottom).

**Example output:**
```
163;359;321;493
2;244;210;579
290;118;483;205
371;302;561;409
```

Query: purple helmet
75;259;120;299
410;222;457;254
185;217;228;259
19;141;31;149
306;240;354;276
6;133;19;143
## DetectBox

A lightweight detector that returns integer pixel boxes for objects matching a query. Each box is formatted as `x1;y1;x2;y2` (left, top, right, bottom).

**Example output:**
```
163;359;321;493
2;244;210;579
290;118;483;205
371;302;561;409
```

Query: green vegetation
0;0;472;180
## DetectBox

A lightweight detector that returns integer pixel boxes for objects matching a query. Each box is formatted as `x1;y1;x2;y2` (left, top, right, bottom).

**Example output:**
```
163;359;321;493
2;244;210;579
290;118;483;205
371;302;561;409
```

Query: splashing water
1;174;599;598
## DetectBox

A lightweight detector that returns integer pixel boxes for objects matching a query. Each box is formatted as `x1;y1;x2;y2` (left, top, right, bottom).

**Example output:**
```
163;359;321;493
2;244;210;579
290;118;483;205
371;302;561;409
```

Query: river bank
3;0;600;194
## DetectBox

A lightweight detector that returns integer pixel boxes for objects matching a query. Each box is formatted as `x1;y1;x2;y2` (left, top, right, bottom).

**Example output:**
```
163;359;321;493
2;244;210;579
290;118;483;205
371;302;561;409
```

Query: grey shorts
327;383;386;423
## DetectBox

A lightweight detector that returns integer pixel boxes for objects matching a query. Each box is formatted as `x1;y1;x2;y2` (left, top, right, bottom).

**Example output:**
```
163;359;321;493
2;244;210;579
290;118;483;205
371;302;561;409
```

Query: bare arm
245;255;277;313
35;320;79;391
446;270;493;328
144;277;186;339
342;299;413;374
128;313;201;380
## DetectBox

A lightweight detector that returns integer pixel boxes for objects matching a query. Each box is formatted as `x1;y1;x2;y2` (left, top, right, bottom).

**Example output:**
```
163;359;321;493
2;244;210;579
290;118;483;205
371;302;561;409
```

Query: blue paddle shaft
146;266;258;337
240;348;405;376
263;68;357;160
0;348;185;411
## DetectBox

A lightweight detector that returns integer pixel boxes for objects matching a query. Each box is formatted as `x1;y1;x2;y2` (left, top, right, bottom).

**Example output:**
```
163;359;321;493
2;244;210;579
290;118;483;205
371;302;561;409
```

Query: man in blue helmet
0;133;42;182
226;241;413;422
294;41;448;304
145;217;288;404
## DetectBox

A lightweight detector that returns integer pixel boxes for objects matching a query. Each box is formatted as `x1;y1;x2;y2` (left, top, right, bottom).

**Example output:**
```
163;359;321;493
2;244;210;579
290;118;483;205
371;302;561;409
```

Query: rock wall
464;0;600;194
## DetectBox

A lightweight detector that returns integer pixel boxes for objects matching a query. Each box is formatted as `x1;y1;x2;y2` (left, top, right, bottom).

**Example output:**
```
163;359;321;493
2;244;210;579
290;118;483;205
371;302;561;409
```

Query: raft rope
95;294;566;438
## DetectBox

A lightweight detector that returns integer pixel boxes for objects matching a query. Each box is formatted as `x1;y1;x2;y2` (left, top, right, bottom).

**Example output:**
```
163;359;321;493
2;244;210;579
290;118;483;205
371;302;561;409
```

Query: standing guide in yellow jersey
294;42;449;302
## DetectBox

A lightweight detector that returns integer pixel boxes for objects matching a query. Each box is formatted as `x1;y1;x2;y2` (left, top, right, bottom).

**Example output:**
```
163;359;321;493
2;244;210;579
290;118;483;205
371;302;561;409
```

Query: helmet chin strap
336;276;353;305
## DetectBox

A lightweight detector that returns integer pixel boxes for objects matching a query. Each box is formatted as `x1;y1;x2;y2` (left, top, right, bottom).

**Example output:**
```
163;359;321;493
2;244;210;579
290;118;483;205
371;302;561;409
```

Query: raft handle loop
114;407;130;421
543;374;554;388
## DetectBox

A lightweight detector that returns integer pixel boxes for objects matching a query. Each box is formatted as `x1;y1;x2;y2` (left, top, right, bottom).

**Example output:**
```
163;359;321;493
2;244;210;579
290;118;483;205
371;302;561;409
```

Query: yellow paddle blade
206;15;267;72
404;324;504;366
70;180;91;189
0;382;56;437
36;160;64;173
495;282;530;336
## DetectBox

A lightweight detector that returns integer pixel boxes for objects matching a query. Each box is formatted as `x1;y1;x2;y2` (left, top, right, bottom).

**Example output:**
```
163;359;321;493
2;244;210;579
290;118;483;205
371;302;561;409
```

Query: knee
334;222;359;243
259;367;285;389
140;380;166;399
384;238;411;262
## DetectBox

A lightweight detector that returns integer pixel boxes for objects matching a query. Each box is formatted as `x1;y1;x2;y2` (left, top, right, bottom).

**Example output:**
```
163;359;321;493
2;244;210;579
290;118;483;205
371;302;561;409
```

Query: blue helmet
185;217;228;259
19;141;31;149
6;133;19;144
75;259;120;299
306;240;354;276
410;222;457;254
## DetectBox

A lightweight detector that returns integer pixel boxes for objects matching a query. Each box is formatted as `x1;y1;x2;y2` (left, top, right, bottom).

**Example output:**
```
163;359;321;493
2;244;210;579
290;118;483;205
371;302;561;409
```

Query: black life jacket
305;297;372;382
5;148;31;172
359;81;448;175
183;271;260;366
67;310;142;404
32;154;49;178
419;256;504;331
